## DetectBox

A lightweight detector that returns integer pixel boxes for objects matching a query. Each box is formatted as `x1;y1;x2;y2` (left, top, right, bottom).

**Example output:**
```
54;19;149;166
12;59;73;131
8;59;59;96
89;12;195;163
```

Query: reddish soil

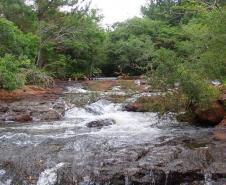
0;85;64;102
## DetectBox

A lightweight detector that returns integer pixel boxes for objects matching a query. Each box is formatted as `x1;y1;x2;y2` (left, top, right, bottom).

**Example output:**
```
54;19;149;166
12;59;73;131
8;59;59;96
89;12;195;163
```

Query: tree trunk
36;47;44;68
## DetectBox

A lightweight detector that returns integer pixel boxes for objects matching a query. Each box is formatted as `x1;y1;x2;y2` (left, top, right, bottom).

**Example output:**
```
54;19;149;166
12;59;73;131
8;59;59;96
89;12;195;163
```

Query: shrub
0;55;26;90
0;55;54;90
25;67;54;87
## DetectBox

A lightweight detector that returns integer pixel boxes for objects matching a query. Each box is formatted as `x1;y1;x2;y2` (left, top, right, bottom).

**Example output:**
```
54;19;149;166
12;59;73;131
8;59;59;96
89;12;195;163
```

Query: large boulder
86;119;116;128
193;100;225;125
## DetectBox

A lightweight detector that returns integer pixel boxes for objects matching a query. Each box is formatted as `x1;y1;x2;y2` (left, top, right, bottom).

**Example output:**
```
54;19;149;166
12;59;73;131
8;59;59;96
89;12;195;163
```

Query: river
0;82;226;185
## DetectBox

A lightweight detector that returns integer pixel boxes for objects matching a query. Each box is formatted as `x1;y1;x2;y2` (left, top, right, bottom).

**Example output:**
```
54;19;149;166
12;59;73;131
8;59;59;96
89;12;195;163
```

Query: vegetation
0;0;225;109
133;92;188;114
105;0;226;107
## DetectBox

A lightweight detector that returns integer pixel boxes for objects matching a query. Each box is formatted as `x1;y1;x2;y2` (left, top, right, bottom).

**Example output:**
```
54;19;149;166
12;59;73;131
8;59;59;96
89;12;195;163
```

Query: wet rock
0;97;66;122
193;100;225;125
86;118;116;128
42;109;62;121
0;104;9;113
214;128;226;140
15;113;32;122
219;116;226;127
124;103;140;112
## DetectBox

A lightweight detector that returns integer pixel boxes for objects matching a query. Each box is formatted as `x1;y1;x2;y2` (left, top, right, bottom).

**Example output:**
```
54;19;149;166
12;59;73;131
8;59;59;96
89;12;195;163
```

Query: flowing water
0;82;226;185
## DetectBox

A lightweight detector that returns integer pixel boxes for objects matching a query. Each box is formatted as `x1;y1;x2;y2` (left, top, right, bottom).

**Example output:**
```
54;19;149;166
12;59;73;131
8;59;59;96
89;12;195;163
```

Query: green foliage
175;65;218;105
0;18;38;59
143;0;225;106
134;92;188;114
0;0;225;110
0;0;37;32
0;55;26;90
0;54;53;90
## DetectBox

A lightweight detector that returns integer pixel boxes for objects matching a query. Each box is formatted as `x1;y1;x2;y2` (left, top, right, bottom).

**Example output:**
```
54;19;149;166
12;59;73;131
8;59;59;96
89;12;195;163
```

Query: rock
214;129;226;140
219;116;226;127
194;100;225;125
15;113;32;122
124;103;140;112
42;109;62;121
86;119;116;128
0;105;9;113
53;99;66;116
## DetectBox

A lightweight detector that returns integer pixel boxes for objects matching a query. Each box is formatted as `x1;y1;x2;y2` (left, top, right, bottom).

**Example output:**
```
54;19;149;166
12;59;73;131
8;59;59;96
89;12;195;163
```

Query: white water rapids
0;82;225;185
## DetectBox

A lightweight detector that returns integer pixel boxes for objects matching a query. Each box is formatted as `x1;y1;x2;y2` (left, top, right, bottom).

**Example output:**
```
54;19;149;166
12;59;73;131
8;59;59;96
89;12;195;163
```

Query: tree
32;0;90;68
0;18;37;59
0;0;36;32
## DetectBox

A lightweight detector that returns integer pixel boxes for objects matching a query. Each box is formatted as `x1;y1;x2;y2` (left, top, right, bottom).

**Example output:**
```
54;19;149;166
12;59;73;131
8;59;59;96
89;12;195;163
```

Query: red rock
194;101;225;125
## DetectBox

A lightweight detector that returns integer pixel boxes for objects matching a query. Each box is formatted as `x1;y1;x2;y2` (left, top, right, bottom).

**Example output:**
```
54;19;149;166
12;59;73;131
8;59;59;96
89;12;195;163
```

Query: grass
82;80;143;93
82;80;117;91
134;92;188;114
106;95;127;103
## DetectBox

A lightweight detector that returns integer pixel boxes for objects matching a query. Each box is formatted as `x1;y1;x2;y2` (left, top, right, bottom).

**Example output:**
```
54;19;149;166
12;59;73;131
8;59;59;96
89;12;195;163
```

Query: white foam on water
64;98;161;136
67;86;88;94
37;163;65;185
0;169;6;176
0;179;12;185
85;99;122;114
65;107;95;119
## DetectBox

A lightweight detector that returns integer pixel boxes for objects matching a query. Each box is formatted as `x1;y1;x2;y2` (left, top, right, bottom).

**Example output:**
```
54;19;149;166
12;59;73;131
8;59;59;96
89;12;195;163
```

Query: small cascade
37;163;65;185
204;172;213;185
164;171;169;185
150;170;156;185
125;176;132;185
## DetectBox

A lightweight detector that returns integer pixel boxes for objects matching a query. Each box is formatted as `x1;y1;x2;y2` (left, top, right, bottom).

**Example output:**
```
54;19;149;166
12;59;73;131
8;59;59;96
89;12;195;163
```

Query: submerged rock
86;118;116;128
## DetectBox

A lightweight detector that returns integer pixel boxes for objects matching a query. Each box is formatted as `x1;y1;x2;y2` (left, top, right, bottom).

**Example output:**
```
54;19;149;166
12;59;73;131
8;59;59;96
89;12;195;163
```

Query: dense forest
0;0;226;107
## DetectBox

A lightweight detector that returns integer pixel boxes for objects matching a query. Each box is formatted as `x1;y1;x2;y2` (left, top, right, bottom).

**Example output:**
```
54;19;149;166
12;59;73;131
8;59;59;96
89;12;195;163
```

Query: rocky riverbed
0;84;67;122
0;80;226;185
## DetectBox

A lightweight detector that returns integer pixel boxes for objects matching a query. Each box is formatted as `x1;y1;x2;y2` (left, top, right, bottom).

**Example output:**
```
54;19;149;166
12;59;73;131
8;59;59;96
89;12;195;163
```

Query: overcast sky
91;0;146;26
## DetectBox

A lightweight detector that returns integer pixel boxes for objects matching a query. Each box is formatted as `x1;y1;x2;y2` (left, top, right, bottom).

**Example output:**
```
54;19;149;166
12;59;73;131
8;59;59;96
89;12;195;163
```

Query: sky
91;0;146;26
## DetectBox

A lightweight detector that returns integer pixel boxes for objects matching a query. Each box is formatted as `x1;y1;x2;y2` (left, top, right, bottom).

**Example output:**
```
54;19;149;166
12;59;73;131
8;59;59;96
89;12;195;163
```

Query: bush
134;92;188;114
0;55;26;90
25;67;54;87
0;55;54;90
